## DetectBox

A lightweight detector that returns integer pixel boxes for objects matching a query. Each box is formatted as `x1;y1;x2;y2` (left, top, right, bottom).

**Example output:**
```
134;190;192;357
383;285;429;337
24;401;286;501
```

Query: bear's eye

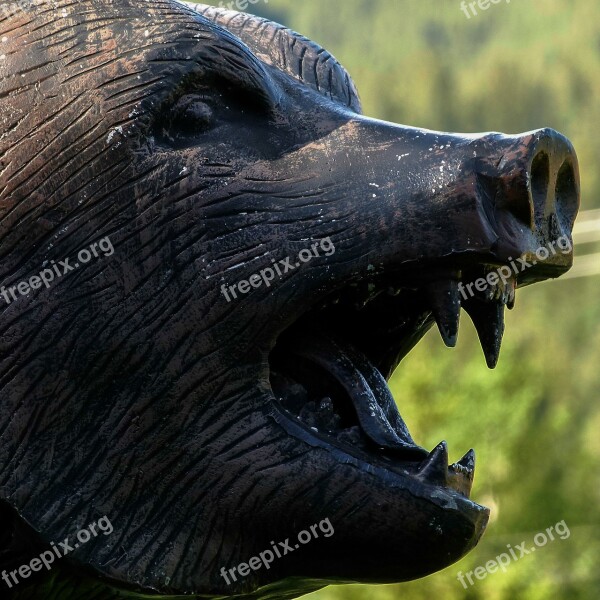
169;94;215;133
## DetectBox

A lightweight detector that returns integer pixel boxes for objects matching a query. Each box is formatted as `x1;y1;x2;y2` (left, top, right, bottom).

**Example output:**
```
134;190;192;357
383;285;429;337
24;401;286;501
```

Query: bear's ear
177;1;362;114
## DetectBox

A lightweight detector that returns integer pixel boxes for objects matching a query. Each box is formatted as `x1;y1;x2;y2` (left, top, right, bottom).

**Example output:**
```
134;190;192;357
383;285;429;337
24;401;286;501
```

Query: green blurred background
201;1;600;597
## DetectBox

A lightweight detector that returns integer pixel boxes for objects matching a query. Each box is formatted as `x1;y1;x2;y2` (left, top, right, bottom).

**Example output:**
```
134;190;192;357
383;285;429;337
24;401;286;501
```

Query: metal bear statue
0;1;579;598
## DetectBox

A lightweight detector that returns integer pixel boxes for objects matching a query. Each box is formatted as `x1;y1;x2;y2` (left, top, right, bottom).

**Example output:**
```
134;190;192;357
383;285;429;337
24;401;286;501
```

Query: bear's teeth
463;298;506;369
417;441;449;485
426;279;461;348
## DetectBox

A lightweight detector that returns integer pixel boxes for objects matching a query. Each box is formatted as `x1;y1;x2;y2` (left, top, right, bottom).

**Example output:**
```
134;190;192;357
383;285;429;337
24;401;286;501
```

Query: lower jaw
252;401;490;583
270;396;487;509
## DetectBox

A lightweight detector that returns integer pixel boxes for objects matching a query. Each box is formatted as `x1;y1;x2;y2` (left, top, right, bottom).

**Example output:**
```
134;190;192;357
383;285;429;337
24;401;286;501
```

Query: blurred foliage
200;0;600;598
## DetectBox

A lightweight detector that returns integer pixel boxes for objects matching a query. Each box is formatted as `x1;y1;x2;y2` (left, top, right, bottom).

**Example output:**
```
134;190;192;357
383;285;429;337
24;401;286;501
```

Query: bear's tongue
271;328;478;497
271;329;428;460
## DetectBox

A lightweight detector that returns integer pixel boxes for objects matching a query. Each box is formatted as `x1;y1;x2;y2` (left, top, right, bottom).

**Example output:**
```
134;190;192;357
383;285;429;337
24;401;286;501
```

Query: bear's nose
476;127;580;280
501;128;578;234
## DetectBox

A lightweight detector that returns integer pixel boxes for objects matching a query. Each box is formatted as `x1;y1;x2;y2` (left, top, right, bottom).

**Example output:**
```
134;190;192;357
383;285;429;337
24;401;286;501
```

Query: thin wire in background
562;209;600;280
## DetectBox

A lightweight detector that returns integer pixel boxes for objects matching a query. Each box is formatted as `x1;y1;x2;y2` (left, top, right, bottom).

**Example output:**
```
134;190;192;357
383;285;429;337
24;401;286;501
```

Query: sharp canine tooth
463;298;505;369
418;441;449;485
457;449;475;476
426;280;461;348
449;449;475;497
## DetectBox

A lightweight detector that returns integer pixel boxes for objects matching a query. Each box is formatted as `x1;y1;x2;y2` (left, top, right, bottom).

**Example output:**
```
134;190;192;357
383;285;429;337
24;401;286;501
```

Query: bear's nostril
530;151;550;223
555;159;579;228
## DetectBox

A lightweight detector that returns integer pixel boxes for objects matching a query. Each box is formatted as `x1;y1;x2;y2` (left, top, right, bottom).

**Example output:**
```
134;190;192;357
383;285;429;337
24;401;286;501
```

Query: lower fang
417;441;448;485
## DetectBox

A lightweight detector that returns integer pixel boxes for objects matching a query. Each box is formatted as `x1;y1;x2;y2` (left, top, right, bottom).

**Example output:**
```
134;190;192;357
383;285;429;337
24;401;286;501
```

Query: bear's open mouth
270;262;516;503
